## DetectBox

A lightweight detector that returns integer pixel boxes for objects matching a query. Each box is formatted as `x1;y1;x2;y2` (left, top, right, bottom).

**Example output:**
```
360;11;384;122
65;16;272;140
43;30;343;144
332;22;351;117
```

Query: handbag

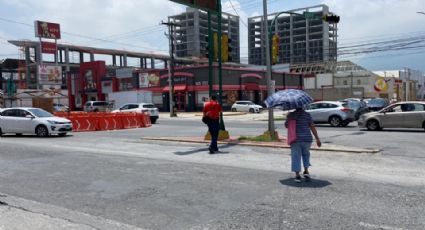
202;103;216;124
202;115;211;124
287;119;297;145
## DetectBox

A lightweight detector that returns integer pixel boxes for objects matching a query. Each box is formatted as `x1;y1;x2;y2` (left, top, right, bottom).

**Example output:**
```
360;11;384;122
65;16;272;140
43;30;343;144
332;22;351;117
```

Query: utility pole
263;0;276;138
162;21;177;117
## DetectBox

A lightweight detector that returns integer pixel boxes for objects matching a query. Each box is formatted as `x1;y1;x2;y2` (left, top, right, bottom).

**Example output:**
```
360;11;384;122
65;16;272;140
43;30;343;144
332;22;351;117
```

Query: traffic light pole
217;0;226;131
263;0;276;138
207;12;213;97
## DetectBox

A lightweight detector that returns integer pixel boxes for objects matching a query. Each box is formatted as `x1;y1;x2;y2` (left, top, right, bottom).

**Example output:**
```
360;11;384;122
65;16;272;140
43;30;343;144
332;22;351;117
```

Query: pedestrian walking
285;108;321;183
203;95;222;154
264;89;321;183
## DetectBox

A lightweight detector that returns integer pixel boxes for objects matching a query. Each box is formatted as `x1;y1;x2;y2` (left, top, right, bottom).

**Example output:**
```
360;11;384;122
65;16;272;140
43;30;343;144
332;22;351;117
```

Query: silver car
358;101;425;131
305;101;355;127
84;101;113;112
112;103;159;124
231;101;263;113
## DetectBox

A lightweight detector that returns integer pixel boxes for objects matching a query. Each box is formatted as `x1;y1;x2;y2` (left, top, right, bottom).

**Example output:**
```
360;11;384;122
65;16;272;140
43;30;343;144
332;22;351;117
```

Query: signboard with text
34;20;61;39
41;41;57;54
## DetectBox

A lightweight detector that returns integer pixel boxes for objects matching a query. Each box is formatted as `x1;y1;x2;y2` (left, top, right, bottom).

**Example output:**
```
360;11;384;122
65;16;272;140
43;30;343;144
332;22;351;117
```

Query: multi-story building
168;8;240;63
248;4;337;65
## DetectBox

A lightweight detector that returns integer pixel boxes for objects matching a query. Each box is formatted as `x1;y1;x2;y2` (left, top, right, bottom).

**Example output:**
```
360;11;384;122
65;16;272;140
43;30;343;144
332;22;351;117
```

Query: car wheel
329;116;342;127
0;128;3;137
150;118;157;124
366;119;380;131
341;121;349;127
94;109;99;112
58;133;67;137
423;121;425;131
35;125;49;137
249;108;254;113
16;133;22;136
231;108;237;112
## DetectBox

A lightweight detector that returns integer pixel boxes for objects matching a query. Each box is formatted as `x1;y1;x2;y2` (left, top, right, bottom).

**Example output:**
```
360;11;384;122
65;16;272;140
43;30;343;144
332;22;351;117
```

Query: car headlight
47;120;60;124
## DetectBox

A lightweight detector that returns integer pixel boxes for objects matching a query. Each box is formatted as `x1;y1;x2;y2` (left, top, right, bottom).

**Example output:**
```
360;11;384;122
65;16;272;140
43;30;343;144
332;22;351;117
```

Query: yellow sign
374;78;388;92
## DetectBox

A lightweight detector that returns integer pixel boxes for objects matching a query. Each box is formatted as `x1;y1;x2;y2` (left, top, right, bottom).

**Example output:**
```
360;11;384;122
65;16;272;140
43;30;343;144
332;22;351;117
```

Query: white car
0;107;72;137
231;101;263;113
112;103;159;124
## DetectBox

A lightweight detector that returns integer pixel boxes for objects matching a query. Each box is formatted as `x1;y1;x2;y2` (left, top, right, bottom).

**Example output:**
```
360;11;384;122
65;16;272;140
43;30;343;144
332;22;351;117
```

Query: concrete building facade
168;8;240;63
248;4;337;65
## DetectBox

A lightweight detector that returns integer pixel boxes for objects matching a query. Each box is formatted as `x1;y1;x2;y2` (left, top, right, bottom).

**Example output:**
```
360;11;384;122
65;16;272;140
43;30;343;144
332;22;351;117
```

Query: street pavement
0;112;424;229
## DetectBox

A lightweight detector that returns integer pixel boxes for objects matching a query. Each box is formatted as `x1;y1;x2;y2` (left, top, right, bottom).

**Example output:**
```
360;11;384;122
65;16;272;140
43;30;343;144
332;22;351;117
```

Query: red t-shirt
203;100;222;119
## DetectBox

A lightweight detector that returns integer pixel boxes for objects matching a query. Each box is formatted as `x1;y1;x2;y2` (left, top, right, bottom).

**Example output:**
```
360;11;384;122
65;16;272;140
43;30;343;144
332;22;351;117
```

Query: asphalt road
0;116;424;229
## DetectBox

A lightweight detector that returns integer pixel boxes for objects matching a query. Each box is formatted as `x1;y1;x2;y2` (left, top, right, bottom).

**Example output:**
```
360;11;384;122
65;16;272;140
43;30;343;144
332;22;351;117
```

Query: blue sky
0;0;424;73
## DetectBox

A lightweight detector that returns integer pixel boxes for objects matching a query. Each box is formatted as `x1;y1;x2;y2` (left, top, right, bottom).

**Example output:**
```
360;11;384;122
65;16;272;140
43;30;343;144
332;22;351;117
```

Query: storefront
68;62;308;111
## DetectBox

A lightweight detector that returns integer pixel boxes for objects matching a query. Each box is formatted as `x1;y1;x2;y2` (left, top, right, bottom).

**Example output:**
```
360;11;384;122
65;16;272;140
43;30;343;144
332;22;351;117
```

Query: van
84;101;112;112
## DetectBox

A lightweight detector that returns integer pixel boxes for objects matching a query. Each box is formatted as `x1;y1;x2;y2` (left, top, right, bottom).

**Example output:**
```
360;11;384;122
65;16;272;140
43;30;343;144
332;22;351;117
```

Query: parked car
304;101;355;127
231;101;263;113
53;103;69;112
112;103;159;124
358;101;425;131
366;98;389;111
0;107;72;137
339;99;369;120
84;101;113;112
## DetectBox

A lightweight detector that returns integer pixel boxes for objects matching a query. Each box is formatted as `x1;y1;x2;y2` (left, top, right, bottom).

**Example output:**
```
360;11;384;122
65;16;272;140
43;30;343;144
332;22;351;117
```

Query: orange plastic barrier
139;112;152;127
55;112;152;132
68;115;98;132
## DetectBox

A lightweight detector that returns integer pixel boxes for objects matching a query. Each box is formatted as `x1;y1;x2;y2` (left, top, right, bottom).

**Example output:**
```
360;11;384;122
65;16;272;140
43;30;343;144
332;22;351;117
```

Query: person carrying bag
202;95;222;154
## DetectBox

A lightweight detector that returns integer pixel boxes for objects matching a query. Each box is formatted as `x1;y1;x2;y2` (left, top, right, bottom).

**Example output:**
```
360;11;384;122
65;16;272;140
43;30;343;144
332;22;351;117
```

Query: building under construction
168;8;240;63
248;4;337;66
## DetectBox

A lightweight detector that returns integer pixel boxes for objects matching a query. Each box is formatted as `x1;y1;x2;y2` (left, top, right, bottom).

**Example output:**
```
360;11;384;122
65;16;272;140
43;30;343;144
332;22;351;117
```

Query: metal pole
208;12;213;97
162;21;177;117
263;0;275;138
217;1;225;131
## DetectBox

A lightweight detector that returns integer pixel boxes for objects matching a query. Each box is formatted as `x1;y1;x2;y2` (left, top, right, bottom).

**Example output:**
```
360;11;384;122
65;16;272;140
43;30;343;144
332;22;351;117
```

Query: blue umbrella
264;89;313;110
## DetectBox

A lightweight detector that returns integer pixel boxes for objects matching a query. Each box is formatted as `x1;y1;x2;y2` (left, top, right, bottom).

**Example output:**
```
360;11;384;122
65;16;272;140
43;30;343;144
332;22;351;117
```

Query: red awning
162;84;187;92
243;83;260;91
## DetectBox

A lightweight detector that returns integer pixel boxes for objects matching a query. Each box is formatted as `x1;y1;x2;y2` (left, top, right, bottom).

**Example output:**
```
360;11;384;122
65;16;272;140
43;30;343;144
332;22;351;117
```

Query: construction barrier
139;112;152;128
54;112;151;132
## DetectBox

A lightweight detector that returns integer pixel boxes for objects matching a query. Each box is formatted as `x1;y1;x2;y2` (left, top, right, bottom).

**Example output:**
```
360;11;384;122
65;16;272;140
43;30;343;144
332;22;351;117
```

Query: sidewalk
159;109;289;121
142;136;380;154
156;111;380;153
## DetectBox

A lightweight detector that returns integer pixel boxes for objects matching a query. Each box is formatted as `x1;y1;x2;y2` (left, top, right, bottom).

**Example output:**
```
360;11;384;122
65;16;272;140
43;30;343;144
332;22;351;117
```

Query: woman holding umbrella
265;89;321;183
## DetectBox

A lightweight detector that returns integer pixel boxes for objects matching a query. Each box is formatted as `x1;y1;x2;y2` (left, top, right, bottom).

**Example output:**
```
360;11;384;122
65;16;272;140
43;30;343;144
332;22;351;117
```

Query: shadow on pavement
279;178;332;188
174;148;230;155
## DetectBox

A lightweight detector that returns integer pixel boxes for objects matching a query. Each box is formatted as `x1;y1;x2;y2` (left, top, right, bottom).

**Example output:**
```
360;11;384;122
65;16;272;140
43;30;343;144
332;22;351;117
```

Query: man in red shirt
203;95;222;153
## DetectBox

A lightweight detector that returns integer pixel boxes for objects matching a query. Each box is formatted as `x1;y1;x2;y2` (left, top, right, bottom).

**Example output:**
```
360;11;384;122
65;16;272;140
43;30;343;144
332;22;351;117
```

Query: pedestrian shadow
174;148;230;155
279;178;332;188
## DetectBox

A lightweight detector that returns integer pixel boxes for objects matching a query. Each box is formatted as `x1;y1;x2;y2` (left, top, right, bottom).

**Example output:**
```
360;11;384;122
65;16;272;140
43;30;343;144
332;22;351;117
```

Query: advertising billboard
34;20;61;39
38;65;62;85
41;41;57;54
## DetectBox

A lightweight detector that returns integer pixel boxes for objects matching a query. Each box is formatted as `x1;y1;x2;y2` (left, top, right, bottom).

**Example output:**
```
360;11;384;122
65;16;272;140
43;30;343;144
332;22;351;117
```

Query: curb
141;137;380;154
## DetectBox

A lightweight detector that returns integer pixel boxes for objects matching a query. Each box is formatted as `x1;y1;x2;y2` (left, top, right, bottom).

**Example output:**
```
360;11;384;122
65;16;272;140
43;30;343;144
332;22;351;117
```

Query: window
142;104;155;108
343;80;348;85
128;104;139;109
2;109;19;117
357;79;362;85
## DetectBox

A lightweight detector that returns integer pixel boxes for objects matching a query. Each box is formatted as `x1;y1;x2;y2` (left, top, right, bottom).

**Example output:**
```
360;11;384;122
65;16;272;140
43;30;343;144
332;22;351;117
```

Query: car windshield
245;102;254;105
28;108;54;117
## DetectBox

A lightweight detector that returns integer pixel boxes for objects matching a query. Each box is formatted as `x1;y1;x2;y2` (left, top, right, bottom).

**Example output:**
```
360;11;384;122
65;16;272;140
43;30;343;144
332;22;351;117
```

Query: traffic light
271;34;280;65
221;34;232;62
205;32;218;61
322;14;340;23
